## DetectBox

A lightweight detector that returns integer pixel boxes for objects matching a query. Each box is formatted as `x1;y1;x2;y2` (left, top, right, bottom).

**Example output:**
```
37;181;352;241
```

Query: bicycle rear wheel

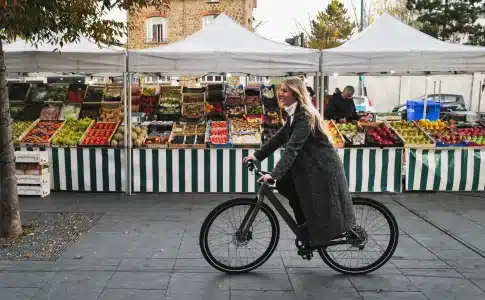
318;197;399;275
199;198;280;274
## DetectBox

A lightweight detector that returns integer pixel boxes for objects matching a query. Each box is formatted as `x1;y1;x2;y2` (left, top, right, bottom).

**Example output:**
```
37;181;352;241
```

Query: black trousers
276;173;306;226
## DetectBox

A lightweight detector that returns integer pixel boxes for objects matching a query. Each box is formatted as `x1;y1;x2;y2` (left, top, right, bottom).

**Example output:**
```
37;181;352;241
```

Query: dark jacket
254;106;356;245
324;89;358;121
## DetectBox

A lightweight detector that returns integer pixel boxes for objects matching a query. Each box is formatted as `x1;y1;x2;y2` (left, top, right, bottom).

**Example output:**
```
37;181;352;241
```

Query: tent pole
398;76;402;106
478;80;483;114
127;73;133;195
469;73;475;111
423;75;429;120
123;72;129;195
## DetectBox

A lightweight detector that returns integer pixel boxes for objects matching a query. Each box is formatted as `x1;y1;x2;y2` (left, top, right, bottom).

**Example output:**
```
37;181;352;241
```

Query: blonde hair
281;78;326;134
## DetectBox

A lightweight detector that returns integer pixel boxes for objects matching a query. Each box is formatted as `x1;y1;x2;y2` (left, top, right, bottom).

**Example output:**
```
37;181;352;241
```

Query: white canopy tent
320;13;485;76
128;13;320;76
4;37;126;74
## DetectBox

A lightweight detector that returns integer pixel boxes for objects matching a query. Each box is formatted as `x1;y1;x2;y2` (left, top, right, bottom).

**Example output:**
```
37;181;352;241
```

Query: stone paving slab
1;192;485;300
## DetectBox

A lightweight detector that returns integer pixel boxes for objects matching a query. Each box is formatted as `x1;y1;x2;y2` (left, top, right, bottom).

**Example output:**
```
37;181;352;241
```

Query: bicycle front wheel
318;196;399;275
199;198;280;274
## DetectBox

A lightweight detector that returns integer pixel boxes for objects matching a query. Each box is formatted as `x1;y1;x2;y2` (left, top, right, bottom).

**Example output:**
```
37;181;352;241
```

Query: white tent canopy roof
129;13;319;76
5;37;126;74
321;13;485;75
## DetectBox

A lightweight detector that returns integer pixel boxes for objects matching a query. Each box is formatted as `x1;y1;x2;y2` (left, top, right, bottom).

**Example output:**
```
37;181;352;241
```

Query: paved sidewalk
1;192;485;300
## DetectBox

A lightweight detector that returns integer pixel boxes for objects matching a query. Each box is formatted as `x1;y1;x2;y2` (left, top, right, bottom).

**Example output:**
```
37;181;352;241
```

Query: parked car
353;95;375;113
392;94;467;119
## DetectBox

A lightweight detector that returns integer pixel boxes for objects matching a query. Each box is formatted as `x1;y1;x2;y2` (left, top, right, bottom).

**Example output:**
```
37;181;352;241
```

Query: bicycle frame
237;163;352;248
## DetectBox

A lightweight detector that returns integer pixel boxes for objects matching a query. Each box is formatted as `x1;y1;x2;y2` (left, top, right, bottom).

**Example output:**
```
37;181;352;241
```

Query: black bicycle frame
238;181;351;248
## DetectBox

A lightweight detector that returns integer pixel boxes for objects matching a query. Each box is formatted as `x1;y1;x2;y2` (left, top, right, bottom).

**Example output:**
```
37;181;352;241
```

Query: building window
201;75;226;83
248;76;265;83
146;17;168;43
202;15;217;28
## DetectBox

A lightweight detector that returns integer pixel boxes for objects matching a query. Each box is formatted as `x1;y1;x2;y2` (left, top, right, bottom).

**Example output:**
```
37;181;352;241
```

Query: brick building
128;0;257;86
128;0;257;49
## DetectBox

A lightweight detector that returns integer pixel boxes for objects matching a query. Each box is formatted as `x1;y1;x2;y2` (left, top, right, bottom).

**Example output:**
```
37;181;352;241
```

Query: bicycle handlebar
245;161;275;185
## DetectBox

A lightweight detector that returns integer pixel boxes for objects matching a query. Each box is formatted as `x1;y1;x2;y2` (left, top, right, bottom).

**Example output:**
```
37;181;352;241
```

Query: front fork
237;185;266;240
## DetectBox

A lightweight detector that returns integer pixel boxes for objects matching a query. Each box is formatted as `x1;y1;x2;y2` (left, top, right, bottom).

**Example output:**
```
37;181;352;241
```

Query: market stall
13;81;404;193
320;13;485;192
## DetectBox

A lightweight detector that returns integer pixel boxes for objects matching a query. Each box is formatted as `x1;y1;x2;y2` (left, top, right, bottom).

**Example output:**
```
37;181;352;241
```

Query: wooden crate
387;121;436;148
19;120;65;148
51;119;95;148
324;120;345;149
79;121;119;147
103;84;123;103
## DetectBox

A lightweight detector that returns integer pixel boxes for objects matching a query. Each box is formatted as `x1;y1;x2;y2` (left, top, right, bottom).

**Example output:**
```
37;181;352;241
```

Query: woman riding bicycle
243;78;356;247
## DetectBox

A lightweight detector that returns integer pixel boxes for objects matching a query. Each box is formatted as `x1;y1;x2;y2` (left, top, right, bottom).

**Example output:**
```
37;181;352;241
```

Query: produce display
226;105;245;118
145;123;172;148
183;94;204;103
324;121;344;147
59;104;81;120
85;85;104;102
264;110;281;126
39;105;61;120
111;124;148;148
47;85;68;102
80;122;117;146
79;104;101;119
244;96;261;106
225;87;245;105
205;103;223;114
232;119;261;146
21;120;64;146
10;106;25;119
67;84;87;103
389;121;434;146
362;123;403;147
170;134;206;148
12;121;34;144
104;85;123;102
337;122;366;146
417;119;485;146
182;103;204;120
247;105;264;115
207;121;232;147
262;86;276;100
51;118;93;147
99;106;121;122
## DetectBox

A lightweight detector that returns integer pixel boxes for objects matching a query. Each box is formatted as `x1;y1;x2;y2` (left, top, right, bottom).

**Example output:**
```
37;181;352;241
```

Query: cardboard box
16;174;50;185
17;184;50;197
15;164;49;175
15;151;48;164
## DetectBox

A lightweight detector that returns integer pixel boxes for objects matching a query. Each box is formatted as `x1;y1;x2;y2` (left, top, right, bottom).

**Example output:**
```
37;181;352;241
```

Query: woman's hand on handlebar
257;174;275;185
243;155;257;164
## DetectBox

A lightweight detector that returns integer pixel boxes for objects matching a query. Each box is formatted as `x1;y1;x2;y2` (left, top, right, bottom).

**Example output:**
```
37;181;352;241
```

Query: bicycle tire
199;197;280;274
318;196;399;275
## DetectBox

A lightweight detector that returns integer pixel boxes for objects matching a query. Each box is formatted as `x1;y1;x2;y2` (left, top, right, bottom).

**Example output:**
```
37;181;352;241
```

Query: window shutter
152;24;157;42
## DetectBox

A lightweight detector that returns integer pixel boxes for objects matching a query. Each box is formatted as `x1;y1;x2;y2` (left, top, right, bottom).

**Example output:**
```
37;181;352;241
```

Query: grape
51;118;93;147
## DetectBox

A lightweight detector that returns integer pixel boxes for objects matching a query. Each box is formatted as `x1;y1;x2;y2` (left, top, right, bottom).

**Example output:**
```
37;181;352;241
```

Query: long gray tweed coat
254;106;356;245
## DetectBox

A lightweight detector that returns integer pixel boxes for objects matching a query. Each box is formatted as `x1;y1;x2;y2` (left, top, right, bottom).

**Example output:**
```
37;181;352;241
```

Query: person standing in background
324;86;358;122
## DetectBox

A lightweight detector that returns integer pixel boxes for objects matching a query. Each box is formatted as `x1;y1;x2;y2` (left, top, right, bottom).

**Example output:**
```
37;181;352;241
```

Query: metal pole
439;80;442;105
478;81;483;114
360;0;364;31
123;72;129;195
422;76;429;120
469;73;475;111
433;81;436;96
127;73;133;195
398;76;402;105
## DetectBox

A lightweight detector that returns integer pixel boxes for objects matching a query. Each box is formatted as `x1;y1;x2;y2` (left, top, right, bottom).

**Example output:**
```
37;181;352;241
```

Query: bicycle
199;161;399;275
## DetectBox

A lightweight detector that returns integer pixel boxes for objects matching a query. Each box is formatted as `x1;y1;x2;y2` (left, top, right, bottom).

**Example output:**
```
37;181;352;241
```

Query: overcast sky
105;0;367;43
